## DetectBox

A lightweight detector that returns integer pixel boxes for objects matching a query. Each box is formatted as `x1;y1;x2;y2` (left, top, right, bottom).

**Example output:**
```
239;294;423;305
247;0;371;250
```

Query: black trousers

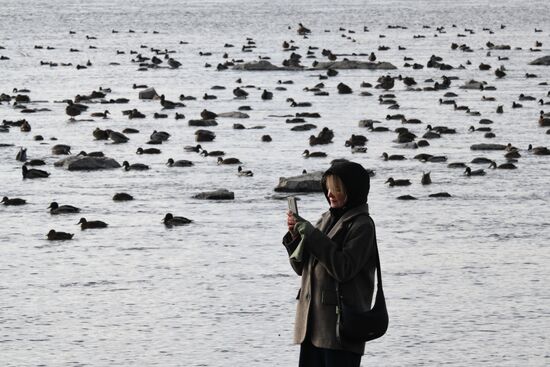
299;340;362;367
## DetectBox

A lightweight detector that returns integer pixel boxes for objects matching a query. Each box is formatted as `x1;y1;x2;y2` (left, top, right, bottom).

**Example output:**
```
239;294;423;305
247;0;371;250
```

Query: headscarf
321;160;370;224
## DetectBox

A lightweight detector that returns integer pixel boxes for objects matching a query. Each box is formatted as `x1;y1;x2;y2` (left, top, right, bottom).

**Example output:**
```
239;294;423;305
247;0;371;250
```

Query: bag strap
336;216;383;305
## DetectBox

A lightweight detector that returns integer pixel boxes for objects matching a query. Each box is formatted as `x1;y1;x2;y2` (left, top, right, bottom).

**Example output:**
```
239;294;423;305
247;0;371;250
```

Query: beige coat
283;204;376;355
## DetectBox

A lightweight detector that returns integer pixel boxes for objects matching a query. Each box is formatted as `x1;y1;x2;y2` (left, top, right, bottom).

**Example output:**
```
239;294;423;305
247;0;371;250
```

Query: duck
233;87;249;98
471;157;493;164
184;144;202;153
122;161;149;171
261;89;273;100
51;144;71;155
302;149;327;158
113;192;134;201
489;161;517;169
2;196;26;206
201;109;218;120
287;98;312;107
160;95;185;109
65;100;83;119
237;166;253;176
49;201;80;214
203;93;217;100
22;165;50;179
107;130;129;143
167;58;181;69
382;152;405;161
200;149;225;157
217;157;242;165
128;109;145;119
136;147;161;155
163;213;192;226
421;172;432;185
91;110;110;118
469;126;492;132
528;144;550;155
150;130;170;142
93;127;109;140
297;23;311;35
77;217;108;229
385;177;412;186
15;147;27;162
25;159;46;166
464;167;486;176
425;155;447;163
166;158;193;167
47;229;74;241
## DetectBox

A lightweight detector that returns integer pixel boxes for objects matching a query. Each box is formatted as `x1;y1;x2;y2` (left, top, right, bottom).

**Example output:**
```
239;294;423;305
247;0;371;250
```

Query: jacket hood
321;160;370;209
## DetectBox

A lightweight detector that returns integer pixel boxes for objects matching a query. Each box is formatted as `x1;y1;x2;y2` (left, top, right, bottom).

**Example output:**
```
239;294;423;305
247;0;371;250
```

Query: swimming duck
77;217;108;229
16;147;27;162
421;172;432;185
166;158;193;167
2;196;26;206
464;167;486;176
237;166;253;176
163;213;192;226
22;165;50;179
160;95;185;109
122;161;149;171
200;150;225;157
167;58;181;69
49;201;80;214
287;98;312;107
385;177;412;186
471;157;493;164
184;144;202;153
113;193;133;201
107;130;129;143
136;147;161;155
233;87;249;98
297;23;311;35
302;149;327;158
150;130;170;142
528;144;550;155
489;161;517;169
261;89;273;100
91;110;110;118
93;127;109;140
217;157;242;165
51;144;71;155
382;152;405;161
47;229;74;240
201;109;217;120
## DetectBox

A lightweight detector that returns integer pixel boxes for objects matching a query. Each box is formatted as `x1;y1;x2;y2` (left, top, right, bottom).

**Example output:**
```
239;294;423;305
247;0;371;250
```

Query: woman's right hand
287;210;298;236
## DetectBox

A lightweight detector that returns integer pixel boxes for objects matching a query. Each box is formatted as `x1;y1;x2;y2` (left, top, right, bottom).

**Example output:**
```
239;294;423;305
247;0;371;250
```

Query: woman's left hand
293;214;314;237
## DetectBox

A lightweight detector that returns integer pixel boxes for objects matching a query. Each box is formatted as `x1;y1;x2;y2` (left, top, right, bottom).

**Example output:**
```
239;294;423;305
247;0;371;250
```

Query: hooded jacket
283;161;377;355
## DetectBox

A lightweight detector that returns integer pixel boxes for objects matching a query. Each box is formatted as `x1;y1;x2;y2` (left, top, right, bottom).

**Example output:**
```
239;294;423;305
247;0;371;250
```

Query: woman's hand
287;210;298;236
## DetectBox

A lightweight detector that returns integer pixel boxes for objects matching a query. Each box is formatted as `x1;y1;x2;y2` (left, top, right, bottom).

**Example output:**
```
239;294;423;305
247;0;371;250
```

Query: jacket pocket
321;289;338;305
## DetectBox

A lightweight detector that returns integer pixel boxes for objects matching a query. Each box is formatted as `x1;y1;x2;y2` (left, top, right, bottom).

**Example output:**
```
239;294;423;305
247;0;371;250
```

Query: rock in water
274;171;323;192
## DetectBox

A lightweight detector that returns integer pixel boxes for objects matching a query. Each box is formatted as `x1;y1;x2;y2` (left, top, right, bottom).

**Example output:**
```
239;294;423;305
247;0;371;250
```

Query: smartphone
287;196;299;216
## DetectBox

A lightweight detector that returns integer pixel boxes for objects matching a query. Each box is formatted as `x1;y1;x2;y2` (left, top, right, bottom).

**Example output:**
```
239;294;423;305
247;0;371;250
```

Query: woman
283;160;377;367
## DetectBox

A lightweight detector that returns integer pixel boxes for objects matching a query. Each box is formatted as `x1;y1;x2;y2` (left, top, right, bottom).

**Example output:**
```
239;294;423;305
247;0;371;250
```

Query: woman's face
326;175;347;208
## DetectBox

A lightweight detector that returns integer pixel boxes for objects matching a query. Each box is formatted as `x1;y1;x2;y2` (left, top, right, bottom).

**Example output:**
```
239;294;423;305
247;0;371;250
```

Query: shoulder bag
336;218;389;343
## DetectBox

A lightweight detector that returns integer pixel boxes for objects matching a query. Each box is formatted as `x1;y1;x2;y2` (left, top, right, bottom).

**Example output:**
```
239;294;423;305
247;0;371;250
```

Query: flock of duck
1;22;549;240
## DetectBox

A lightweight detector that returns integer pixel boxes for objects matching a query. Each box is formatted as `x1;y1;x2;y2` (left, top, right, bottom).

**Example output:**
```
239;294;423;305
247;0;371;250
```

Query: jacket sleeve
282;231;305;275
304;216;375;282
